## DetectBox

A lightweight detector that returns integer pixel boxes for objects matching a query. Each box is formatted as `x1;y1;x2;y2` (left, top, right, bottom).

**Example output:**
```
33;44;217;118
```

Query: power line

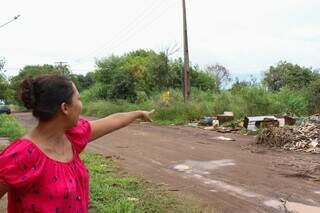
69;0;179;73
100;0;179;55
73;0;163;64
0;15;21;29
92;0;171;54
73;0;176;65
4;2;180;74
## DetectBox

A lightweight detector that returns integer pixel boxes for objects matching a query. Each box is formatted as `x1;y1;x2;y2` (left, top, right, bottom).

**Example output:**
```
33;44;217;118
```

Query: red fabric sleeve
0;140;44;189
65;118;92;153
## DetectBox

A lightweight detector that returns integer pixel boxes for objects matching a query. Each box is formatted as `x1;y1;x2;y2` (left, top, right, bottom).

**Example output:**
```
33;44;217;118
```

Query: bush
307;79;320;114
270;87;308;116
82;85;313;124
0;115;26;140
94;50;217;103
82;89;216;125
81;83;109;103
219;86;273;118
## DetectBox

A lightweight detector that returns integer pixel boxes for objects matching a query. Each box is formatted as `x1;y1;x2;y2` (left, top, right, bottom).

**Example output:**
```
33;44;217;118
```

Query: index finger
149;109;155;114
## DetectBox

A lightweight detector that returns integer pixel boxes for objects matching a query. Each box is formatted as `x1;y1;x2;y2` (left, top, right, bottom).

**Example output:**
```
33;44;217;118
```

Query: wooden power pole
182;0;190;101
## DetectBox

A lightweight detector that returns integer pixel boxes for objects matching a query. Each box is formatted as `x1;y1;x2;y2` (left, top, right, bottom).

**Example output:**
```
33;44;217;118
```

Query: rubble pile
256;127;293;147
256;117;320;153
191;112;320;153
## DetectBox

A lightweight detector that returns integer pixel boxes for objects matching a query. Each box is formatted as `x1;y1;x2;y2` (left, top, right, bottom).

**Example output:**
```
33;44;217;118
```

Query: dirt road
2;113;320;213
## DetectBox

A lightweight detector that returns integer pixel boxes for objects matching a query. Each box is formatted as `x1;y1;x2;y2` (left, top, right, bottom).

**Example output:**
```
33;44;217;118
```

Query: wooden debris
217;112;234;125
256;117;320;154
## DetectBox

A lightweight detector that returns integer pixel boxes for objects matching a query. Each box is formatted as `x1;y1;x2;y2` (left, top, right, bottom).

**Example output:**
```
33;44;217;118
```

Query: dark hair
20;74;74;121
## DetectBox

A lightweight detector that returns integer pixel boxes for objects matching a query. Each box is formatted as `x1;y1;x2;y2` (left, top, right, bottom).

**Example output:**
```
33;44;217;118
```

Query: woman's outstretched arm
89;110;154;142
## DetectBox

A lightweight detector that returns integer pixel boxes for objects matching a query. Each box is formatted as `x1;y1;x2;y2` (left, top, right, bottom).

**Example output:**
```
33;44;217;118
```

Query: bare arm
0;183;9;198
89;110;154;142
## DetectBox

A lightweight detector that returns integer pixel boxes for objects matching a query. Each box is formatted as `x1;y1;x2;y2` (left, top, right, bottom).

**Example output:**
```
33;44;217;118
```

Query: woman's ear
61;102;69;115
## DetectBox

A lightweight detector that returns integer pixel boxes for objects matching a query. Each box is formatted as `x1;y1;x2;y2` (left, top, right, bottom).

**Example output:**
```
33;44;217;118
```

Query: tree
0;59;15;104
109;68;136;101
263;61;317;91
71;72;95;92
8;64;73;104
0;59;8;101
94;49;219;102
95;55;122;85
205;63;231;90
230;77;251;93
307;79;320;114
190;65;217;91
10;64;72;92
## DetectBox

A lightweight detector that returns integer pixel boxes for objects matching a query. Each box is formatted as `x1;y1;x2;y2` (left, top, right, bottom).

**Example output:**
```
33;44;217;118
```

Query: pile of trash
188;111;320;153
187;112;244;133
256;116;320;154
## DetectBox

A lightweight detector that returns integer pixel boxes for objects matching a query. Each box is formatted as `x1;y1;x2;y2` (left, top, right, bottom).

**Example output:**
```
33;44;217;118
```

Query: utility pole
55;61;68;67
54;62;69;75
182;0;190;101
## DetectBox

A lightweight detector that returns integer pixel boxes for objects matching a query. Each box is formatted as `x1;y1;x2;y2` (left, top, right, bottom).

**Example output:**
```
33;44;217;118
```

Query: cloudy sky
1;0;319;80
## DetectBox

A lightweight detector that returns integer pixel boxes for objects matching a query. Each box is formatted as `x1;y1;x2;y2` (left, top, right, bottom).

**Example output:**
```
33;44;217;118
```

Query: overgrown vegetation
0;115;26;140
2;50;320;124
82;86;311;124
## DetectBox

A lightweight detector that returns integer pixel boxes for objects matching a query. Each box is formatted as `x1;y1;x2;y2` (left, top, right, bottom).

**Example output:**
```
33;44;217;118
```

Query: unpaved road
1;113;320;213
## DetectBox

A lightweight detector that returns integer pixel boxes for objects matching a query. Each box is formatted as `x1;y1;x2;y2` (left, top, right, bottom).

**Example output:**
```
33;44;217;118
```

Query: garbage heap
256;116;320;154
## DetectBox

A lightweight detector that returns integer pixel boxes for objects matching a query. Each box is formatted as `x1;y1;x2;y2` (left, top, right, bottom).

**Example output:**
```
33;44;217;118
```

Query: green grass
0;114;26;140
82;89;216;125
82;152;201;213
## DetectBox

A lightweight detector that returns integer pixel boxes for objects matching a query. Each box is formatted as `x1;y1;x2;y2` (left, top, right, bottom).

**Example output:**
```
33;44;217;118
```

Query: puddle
264;200;285;210
172;160;320;211
204;179;259;198
173;159;235;174
192;174;203;179
264;200;320;213
150;159;162;166
213;136;235;141
172;159;259;198
188;169;260;198
173;164;190;172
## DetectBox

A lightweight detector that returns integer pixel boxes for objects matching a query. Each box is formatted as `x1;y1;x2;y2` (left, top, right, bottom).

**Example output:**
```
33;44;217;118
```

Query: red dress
0;118;92;213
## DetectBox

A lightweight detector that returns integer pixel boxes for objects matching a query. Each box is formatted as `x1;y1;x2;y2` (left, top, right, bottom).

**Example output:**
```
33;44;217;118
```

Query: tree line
1;50;319;115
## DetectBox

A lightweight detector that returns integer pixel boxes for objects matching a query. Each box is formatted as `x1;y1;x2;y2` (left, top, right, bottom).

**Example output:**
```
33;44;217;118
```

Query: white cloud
1;0;320;77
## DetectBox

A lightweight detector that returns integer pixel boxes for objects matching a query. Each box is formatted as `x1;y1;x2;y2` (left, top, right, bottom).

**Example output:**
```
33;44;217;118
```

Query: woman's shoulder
65;118;91;153
66;118;91;136
0;138;43;162
0;138;46;188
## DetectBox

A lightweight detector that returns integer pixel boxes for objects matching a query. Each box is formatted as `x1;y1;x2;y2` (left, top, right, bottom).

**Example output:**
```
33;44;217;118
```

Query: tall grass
82;88;216;124
82;87;310;124
0;115;26;140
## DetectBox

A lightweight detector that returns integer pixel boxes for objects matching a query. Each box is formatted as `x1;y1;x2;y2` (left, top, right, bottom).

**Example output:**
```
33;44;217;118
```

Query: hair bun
20;76;36;109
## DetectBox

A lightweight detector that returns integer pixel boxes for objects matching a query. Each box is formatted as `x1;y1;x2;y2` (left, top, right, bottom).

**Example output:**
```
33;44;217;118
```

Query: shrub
0;115;26;140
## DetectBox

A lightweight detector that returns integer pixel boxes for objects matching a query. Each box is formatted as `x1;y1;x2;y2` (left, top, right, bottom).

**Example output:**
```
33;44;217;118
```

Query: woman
0;74;153;212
